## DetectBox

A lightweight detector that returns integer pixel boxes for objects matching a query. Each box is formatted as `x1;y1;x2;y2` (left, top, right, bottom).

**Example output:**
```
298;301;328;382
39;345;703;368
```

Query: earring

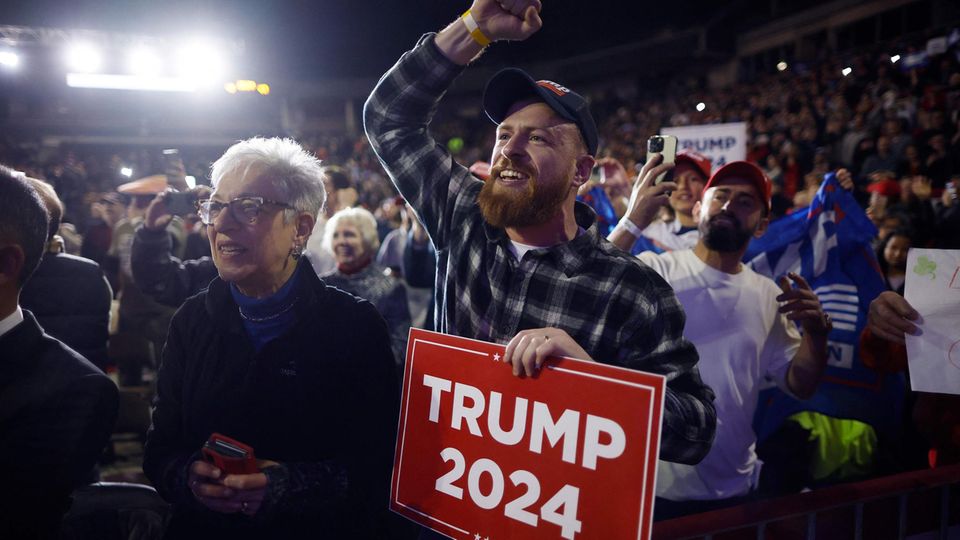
290;243;304;260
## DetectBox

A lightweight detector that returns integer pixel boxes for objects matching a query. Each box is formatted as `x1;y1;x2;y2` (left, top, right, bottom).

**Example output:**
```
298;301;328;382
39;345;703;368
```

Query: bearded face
700;210;754;252
478;158;573;229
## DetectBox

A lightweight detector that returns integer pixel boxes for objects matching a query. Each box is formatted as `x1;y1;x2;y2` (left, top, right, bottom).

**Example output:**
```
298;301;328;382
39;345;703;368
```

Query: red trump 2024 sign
391;329;665;540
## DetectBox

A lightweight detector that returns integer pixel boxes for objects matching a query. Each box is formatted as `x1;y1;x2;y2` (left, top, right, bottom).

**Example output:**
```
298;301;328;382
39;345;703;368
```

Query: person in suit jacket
0;166;119;539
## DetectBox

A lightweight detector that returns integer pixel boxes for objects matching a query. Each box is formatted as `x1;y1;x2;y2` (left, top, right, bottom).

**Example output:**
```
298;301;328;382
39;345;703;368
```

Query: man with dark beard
636;161;833;519
365;0;717;467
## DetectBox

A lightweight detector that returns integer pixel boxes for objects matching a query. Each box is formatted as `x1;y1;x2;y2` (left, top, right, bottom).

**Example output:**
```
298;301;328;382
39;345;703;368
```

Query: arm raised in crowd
132;190;218;307
363;0;541;252
607;154;677;251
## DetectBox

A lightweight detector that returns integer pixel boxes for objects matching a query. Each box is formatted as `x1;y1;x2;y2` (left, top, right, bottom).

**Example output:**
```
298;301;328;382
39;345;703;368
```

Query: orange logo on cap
537;80;570;96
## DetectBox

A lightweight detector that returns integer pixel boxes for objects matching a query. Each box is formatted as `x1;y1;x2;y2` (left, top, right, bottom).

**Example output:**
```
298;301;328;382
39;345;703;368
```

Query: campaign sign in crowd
390;329;666;540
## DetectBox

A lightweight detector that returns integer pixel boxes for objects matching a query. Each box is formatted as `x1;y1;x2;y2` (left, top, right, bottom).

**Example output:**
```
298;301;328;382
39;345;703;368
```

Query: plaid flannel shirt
364;34;715;464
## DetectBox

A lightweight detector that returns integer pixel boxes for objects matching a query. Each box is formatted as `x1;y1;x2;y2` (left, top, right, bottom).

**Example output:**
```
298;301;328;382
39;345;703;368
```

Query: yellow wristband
461;10;491;47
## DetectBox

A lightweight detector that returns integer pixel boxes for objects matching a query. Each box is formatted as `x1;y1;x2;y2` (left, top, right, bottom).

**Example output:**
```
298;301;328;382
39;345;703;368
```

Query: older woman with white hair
143;138;408;539
321;207;412;365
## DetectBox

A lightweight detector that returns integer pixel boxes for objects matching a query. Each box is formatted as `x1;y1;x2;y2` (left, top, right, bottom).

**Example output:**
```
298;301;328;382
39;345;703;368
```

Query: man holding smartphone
607;148;712;254
365;0;716;467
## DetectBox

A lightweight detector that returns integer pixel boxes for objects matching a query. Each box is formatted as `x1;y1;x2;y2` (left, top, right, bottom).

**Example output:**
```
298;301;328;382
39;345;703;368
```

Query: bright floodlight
890;54;901;64
66;73;197;92
841;67;853;77
176;39;226;87
66;44;102;72
0;51;20;68
128;46;162;76
776;61;788;72
120;167;133;178
696;102;706;112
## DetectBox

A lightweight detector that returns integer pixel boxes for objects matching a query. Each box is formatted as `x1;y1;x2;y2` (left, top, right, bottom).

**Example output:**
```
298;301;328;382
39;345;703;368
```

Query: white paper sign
904;248;960;395
662;122;747;171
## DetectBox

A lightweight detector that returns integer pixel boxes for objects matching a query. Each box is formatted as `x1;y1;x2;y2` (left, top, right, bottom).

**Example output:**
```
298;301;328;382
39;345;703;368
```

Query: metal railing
652;463;960;539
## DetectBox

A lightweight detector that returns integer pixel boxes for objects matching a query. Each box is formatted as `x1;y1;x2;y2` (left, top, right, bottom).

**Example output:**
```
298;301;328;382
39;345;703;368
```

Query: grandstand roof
0;0;844;79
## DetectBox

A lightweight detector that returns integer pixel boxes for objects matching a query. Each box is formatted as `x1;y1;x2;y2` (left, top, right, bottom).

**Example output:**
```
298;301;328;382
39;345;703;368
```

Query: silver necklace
237;299;298;322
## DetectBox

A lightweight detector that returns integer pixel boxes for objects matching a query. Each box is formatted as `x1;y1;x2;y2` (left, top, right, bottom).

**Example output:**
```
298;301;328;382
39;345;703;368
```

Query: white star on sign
493;353;501;362
474;534;481;540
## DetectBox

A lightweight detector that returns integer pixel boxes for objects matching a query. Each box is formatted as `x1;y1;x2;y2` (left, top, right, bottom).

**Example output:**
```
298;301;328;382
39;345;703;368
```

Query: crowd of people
1;0;958;538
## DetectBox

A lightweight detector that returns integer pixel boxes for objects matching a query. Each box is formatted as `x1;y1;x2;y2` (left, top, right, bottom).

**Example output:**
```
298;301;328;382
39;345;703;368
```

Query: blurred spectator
81;192;125;287
303;165;349;277
608;151;711;254
0;167;118;539
113;175;181;365
860;136;899;179
131;189;219;309
322;207;411;366
19;178;113;370
875;228;911;295
882;118;912;160
376;202;414;275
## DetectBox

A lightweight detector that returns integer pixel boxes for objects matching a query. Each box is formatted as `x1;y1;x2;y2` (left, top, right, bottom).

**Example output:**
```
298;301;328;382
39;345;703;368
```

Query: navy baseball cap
483;68;599;156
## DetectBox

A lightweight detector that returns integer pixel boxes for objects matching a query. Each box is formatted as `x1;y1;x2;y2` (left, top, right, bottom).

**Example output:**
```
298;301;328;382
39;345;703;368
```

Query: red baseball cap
674;150;712;180
866;179;901;197
703;161;772;211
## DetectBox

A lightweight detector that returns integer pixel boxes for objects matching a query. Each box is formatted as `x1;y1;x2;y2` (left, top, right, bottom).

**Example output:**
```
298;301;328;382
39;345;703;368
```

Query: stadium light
66;43;102;72
176;39;226;87
0;51;20;69
776;61;788;72
841;67;853;77
66;73;197;92
128;46;162;77
696;102;706;112
256;83;270;96
890;54;901;64
120;167;133;178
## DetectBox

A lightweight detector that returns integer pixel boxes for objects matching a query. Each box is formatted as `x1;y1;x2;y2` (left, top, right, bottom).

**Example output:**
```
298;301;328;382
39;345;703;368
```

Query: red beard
478;161;571;228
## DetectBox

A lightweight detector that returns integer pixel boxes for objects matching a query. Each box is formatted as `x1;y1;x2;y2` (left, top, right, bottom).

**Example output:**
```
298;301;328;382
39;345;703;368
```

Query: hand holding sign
502;328;593;377
392;329;665;540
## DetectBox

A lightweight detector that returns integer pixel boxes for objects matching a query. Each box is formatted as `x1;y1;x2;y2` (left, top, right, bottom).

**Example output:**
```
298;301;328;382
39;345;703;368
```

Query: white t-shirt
637;249;801;501
641;219;699;252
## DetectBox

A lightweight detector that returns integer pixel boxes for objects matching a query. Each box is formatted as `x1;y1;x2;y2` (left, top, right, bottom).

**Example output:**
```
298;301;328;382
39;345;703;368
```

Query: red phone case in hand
201;433;258;475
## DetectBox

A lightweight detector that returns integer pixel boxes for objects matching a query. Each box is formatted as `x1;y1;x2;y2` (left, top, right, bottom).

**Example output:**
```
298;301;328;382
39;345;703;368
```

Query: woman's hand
188;460;242;514
189;459;279;516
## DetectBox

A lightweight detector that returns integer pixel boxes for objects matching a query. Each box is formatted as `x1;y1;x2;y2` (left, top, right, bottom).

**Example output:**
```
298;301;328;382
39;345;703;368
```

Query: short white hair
211;137;326;220
323;207;380;254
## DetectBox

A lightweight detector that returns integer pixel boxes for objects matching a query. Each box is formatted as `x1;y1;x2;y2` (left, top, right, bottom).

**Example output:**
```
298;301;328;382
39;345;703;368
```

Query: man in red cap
608;150;713;253
636;161;833;519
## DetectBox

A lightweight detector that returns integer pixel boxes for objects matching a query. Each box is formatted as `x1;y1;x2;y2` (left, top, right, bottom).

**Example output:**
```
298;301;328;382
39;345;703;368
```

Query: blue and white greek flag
745;173;906;440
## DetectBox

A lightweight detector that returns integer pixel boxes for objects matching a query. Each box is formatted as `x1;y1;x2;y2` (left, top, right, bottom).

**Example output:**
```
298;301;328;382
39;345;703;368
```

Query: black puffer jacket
20;252;112;370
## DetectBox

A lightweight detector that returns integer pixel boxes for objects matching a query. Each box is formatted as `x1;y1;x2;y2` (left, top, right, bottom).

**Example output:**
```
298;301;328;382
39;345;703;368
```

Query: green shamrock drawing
913;256;937;280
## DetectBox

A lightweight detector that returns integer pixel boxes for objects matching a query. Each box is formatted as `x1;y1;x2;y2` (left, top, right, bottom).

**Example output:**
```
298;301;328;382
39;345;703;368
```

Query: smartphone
165;190;199;216
202;433;258;475
647;135;678;185
162;148;188;191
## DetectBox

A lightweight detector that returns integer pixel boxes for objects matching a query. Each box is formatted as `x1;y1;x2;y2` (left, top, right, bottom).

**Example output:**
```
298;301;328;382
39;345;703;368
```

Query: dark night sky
0;1;794;80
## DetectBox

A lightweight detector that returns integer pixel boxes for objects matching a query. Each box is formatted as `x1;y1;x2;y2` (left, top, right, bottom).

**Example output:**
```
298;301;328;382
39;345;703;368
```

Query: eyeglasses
197;197;295;225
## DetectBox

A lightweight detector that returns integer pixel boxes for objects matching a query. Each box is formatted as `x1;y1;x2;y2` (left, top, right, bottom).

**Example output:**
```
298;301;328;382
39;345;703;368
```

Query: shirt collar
484;202;600;277
0;305;24;340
